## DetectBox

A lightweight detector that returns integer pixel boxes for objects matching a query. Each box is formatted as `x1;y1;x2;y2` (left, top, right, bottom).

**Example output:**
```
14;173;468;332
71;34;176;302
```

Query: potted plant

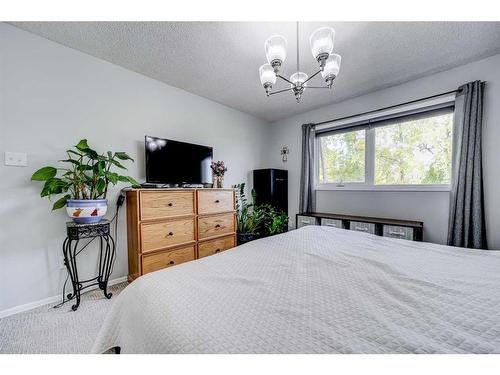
211;160;227;188
234;183;266;245
31;139;140;224
261;204;289;236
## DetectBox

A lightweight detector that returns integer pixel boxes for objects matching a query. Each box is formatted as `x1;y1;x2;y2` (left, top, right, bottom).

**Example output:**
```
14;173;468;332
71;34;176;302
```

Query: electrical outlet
4;151;28;167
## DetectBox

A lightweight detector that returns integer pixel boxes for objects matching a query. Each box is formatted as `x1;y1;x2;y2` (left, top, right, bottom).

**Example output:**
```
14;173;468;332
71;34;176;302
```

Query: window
318;129;365;184
316;105;454;190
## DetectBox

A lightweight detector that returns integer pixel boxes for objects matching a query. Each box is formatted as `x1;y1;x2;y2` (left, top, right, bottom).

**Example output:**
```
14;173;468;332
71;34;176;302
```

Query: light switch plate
4;151;28;167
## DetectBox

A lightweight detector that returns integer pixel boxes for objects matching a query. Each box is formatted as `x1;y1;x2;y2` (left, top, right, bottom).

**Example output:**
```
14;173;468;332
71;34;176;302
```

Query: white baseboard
0;276;128;319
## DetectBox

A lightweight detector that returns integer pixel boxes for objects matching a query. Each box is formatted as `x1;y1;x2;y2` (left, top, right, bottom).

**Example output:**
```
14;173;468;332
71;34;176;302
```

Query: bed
92;225;500;353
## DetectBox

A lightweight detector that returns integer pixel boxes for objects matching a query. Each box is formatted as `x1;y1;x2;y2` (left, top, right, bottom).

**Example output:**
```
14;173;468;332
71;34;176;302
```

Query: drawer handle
215;224;221;228
169;260;175;265
168;232;174;236
355;227;368;232
389;231;405;236
168;202;173;207
215;248;221;253
215;199;220;203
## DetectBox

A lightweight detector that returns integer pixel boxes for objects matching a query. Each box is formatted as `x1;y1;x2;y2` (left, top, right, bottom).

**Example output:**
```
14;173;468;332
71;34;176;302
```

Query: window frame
314;96;455;192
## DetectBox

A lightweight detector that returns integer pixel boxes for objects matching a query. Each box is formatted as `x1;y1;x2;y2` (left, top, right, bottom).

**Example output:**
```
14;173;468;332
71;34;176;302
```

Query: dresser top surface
125;188;236;192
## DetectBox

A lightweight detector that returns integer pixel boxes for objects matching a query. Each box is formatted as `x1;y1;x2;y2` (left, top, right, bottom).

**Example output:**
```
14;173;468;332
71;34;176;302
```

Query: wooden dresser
126;188;236;281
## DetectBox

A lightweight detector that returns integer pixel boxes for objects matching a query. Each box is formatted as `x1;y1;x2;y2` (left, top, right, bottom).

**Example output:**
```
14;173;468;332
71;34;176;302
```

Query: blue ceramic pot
66;199;108;224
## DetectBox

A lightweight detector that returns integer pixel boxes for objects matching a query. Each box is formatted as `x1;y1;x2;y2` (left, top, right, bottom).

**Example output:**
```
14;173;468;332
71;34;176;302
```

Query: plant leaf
95;178;106;193
52;194;70;210
109;159;127;170
40;178;69;197
67;149;83;157
115;152;134;162
31;166;57;181
59;159;80;166
93;160;106;174
106;171;119;184
126;176;141;188
116;175;130;182
77;164;93;171
82;148;99;159
75;139;89;151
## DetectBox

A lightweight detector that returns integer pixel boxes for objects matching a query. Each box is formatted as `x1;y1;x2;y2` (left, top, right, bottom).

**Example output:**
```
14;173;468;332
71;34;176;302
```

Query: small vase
213;175;224;189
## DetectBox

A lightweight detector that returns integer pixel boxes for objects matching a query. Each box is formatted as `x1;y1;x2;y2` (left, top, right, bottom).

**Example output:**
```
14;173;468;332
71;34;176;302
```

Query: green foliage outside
318;129;365;183
318;113;453;185
375;114;452;184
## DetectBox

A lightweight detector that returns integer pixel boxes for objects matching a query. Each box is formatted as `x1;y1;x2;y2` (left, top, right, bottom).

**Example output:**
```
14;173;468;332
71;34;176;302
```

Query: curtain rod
311;88;461;127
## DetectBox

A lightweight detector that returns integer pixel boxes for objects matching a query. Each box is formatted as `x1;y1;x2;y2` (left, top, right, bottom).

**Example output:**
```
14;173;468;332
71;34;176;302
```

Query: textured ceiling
10;22;500;122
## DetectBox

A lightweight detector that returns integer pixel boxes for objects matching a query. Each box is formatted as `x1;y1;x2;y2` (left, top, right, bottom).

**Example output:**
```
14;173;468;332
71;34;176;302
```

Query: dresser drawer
140;191;195;220
297;215;317;228
141;218;195;252
349;221;375;234
198;213;235;240
142;245;195;274
197;190;234;215
320;218;342;228
198;235;235;258
383;225;414;240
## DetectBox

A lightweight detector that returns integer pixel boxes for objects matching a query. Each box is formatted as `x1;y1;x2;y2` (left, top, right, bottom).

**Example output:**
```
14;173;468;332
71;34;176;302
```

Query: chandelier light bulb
290;72;309;102
259;64;277;85
290;72;308;88
321;53;341;87
265;35;287;72
259;64;277;95
310;27;335;67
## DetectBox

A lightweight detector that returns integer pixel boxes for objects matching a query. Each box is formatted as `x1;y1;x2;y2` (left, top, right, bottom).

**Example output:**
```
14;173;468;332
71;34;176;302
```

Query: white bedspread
92;226;500;353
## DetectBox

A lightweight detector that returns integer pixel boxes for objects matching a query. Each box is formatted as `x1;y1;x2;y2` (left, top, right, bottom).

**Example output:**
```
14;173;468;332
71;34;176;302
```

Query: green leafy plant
31;139;140;210
261;204;289;236
233;182;266;235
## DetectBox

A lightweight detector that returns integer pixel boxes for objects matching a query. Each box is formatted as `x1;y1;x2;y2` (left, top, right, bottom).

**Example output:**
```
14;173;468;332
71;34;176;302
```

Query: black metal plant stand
62;220;116;311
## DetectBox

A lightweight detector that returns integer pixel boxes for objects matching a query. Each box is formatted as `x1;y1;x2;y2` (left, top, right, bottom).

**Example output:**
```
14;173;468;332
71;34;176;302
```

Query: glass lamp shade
265;35;287;64
310;27;335;59
259;64;277;86
290;72;308;88
321;53;341;78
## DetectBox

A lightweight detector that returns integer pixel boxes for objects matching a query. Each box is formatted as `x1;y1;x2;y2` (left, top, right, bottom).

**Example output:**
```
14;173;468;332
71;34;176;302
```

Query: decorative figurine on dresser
62;220;116;311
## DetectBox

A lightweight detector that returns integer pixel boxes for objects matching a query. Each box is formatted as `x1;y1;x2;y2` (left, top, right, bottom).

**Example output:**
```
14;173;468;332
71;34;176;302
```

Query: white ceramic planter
66;199;108;224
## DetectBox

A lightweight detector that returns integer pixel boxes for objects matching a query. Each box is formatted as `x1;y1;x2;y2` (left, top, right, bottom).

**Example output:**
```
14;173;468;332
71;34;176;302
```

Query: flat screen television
145;136;213;185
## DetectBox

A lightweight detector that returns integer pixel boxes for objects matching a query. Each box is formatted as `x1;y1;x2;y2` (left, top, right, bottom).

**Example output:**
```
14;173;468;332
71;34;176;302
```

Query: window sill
315;184;451;192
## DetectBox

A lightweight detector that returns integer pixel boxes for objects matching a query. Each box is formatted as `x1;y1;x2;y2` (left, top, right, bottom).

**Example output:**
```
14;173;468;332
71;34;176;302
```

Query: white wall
267;54;500;248
0;24;270;312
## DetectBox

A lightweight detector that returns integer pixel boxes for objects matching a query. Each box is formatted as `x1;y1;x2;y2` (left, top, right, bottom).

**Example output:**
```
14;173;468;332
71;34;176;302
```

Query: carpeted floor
0;282;127;354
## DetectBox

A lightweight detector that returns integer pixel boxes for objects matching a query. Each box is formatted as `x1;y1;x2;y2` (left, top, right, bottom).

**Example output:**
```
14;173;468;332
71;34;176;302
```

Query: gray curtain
300;123;316;213
447;80;487;249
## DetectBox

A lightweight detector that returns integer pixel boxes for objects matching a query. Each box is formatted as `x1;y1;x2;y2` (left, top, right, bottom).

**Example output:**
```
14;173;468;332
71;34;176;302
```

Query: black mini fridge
252;169;288;214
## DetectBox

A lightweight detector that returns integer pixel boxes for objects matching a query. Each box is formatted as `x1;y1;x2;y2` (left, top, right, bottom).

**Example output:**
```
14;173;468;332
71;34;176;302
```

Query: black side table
62;220;116;311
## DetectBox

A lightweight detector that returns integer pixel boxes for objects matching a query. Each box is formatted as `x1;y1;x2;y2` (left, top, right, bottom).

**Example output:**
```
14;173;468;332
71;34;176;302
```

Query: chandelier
259;22;341;103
